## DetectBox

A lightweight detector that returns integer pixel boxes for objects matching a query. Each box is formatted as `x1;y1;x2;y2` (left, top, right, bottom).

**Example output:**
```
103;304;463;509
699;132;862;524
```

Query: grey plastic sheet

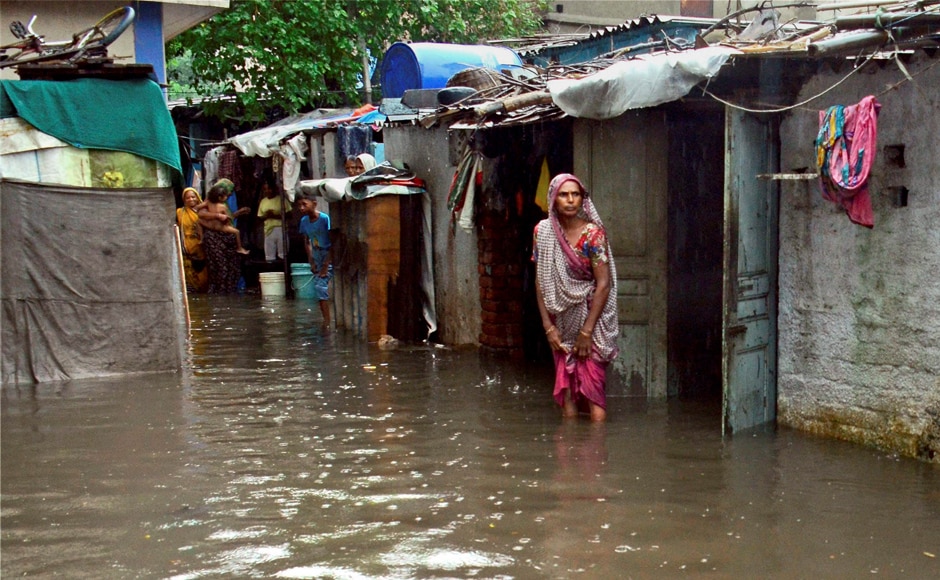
1;179;185;383
547;46;737;119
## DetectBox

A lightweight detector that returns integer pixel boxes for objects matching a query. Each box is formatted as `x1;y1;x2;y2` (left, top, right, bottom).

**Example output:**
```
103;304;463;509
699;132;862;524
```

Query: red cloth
352;103;377;117
553;351;608;410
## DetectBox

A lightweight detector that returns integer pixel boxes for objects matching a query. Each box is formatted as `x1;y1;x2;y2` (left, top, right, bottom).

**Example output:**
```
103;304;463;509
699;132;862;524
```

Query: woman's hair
261;174;277;193
206;184;229;203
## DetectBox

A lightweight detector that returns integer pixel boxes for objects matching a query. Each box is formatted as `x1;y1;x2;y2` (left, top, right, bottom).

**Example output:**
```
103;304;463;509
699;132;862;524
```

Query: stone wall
777;53;940;461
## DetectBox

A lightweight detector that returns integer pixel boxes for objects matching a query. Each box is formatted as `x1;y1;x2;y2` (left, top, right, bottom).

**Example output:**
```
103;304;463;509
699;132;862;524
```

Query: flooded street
3;296;939;579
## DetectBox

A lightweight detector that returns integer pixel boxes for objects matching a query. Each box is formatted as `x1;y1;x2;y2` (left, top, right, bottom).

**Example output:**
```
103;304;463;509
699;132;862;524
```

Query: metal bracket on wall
756;173;819;180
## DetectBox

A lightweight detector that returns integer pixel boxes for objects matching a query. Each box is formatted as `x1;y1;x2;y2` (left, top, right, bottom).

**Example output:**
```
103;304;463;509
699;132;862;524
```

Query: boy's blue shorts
314;265;333;300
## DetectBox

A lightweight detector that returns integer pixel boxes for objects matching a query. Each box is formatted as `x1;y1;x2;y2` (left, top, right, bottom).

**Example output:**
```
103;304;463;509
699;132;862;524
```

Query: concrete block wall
777;53;940;460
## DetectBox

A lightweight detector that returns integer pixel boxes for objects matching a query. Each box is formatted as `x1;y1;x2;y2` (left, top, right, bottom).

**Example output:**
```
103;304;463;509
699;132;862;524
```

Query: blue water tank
380;42;523;99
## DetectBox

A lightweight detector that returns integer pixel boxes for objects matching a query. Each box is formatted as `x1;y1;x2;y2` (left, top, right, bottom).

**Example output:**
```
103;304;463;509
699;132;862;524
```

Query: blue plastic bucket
290;263;317;300
381;42;523;99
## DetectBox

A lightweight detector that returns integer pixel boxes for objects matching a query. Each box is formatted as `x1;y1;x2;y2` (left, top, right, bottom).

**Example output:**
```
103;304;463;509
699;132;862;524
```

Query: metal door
722;109;779;433
575;111;669;397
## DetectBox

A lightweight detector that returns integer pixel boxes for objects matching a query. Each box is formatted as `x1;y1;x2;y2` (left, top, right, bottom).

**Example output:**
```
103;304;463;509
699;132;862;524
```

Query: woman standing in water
533;173;619;421
176;187;209;293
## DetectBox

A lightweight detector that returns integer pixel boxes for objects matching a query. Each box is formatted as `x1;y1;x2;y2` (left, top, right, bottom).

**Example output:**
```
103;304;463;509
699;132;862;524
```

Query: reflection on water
3;296;939;578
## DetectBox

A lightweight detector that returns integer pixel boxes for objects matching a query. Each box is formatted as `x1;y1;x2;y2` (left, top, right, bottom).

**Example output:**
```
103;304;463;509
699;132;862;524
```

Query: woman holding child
199;178;250;294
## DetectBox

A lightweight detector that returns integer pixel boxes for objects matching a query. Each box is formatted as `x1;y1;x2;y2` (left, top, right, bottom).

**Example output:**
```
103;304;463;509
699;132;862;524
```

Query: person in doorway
344;155;360;177
195;181;250;255
176;187;209;293
533;173;619;422
343;152;376;178
199;179;251;294
256;176;289;262
298;193;333;326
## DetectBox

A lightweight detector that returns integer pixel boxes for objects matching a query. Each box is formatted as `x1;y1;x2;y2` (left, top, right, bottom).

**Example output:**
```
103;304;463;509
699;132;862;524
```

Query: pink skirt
553;351;608;410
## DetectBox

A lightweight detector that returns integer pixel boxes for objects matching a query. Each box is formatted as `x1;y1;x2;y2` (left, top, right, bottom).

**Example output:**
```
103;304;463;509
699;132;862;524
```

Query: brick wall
477;210;527;359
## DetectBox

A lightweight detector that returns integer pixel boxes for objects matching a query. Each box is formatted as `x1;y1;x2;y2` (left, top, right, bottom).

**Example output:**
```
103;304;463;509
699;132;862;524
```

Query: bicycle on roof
0;6;135;69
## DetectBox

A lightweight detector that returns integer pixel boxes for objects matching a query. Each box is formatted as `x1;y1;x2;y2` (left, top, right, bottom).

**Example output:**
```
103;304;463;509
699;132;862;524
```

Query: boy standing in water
196;182;250;255
297;193;333;326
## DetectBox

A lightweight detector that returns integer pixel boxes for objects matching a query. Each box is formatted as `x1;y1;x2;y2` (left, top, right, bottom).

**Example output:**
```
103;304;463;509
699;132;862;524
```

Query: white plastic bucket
259;272;285;298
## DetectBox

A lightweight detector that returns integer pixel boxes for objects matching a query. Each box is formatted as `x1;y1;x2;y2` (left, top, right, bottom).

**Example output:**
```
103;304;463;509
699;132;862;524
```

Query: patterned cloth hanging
815;95;881;228
447;148;482;231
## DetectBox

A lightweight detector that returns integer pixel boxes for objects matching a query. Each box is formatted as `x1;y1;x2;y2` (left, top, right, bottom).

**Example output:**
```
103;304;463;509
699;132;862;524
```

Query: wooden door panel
575;111;668;398
611;324;649;396
722;110;779;433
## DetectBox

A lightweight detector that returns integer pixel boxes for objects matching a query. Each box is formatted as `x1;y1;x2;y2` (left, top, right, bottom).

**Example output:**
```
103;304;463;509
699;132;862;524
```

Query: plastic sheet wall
1;179;185;383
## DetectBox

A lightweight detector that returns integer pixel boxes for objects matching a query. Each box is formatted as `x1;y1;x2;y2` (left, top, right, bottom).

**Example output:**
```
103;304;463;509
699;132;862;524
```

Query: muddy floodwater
3;296;939;579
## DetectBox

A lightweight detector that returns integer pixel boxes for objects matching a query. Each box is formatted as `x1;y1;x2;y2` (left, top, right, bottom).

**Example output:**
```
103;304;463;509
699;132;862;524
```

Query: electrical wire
699;44;940;114
700;0;940;113
698;50;880;113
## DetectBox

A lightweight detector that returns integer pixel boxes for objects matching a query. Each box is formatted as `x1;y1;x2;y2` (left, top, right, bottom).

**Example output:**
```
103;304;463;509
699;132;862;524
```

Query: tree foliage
168;0;546;123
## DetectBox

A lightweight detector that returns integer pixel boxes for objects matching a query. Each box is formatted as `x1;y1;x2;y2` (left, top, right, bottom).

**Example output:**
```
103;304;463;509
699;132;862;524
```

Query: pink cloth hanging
817;95;881;228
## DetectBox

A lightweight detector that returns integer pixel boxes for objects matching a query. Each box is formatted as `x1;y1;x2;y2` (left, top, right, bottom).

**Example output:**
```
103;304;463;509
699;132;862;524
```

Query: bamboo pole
473;91;553;117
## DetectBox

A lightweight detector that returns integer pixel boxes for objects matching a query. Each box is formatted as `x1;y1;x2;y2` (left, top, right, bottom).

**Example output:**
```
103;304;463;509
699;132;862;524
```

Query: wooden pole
276;167;292;298
173;224;191;330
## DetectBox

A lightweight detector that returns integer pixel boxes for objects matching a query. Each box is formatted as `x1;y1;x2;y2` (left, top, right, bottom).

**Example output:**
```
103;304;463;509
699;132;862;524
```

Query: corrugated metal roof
503;14;719;65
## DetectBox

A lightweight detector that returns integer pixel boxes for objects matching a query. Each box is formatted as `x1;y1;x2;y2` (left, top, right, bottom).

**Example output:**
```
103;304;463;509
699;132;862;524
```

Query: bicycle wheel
0;6;135;68
83;6;135;49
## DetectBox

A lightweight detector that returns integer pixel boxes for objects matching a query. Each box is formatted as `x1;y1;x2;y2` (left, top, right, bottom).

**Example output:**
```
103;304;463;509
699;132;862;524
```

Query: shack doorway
482;105;774;422
665;105;726;401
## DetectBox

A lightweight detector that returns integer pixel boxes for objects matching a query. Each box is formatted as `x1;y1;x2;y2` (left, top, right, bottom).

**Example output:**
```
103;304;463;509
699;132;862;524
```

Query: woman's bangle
579;329;592;338
545;326;557;335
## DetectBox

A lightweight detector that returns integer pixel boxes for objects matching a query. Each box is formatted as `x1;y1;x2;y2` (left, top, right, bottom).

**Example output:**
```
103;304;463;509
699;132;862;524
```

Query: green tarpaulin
0;78;181;174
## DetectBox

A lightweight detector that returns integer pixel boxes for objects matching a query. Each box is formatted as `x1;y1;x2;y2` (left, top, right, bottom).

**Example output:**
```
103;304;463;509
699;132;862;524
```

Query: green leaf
167;0;546;121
